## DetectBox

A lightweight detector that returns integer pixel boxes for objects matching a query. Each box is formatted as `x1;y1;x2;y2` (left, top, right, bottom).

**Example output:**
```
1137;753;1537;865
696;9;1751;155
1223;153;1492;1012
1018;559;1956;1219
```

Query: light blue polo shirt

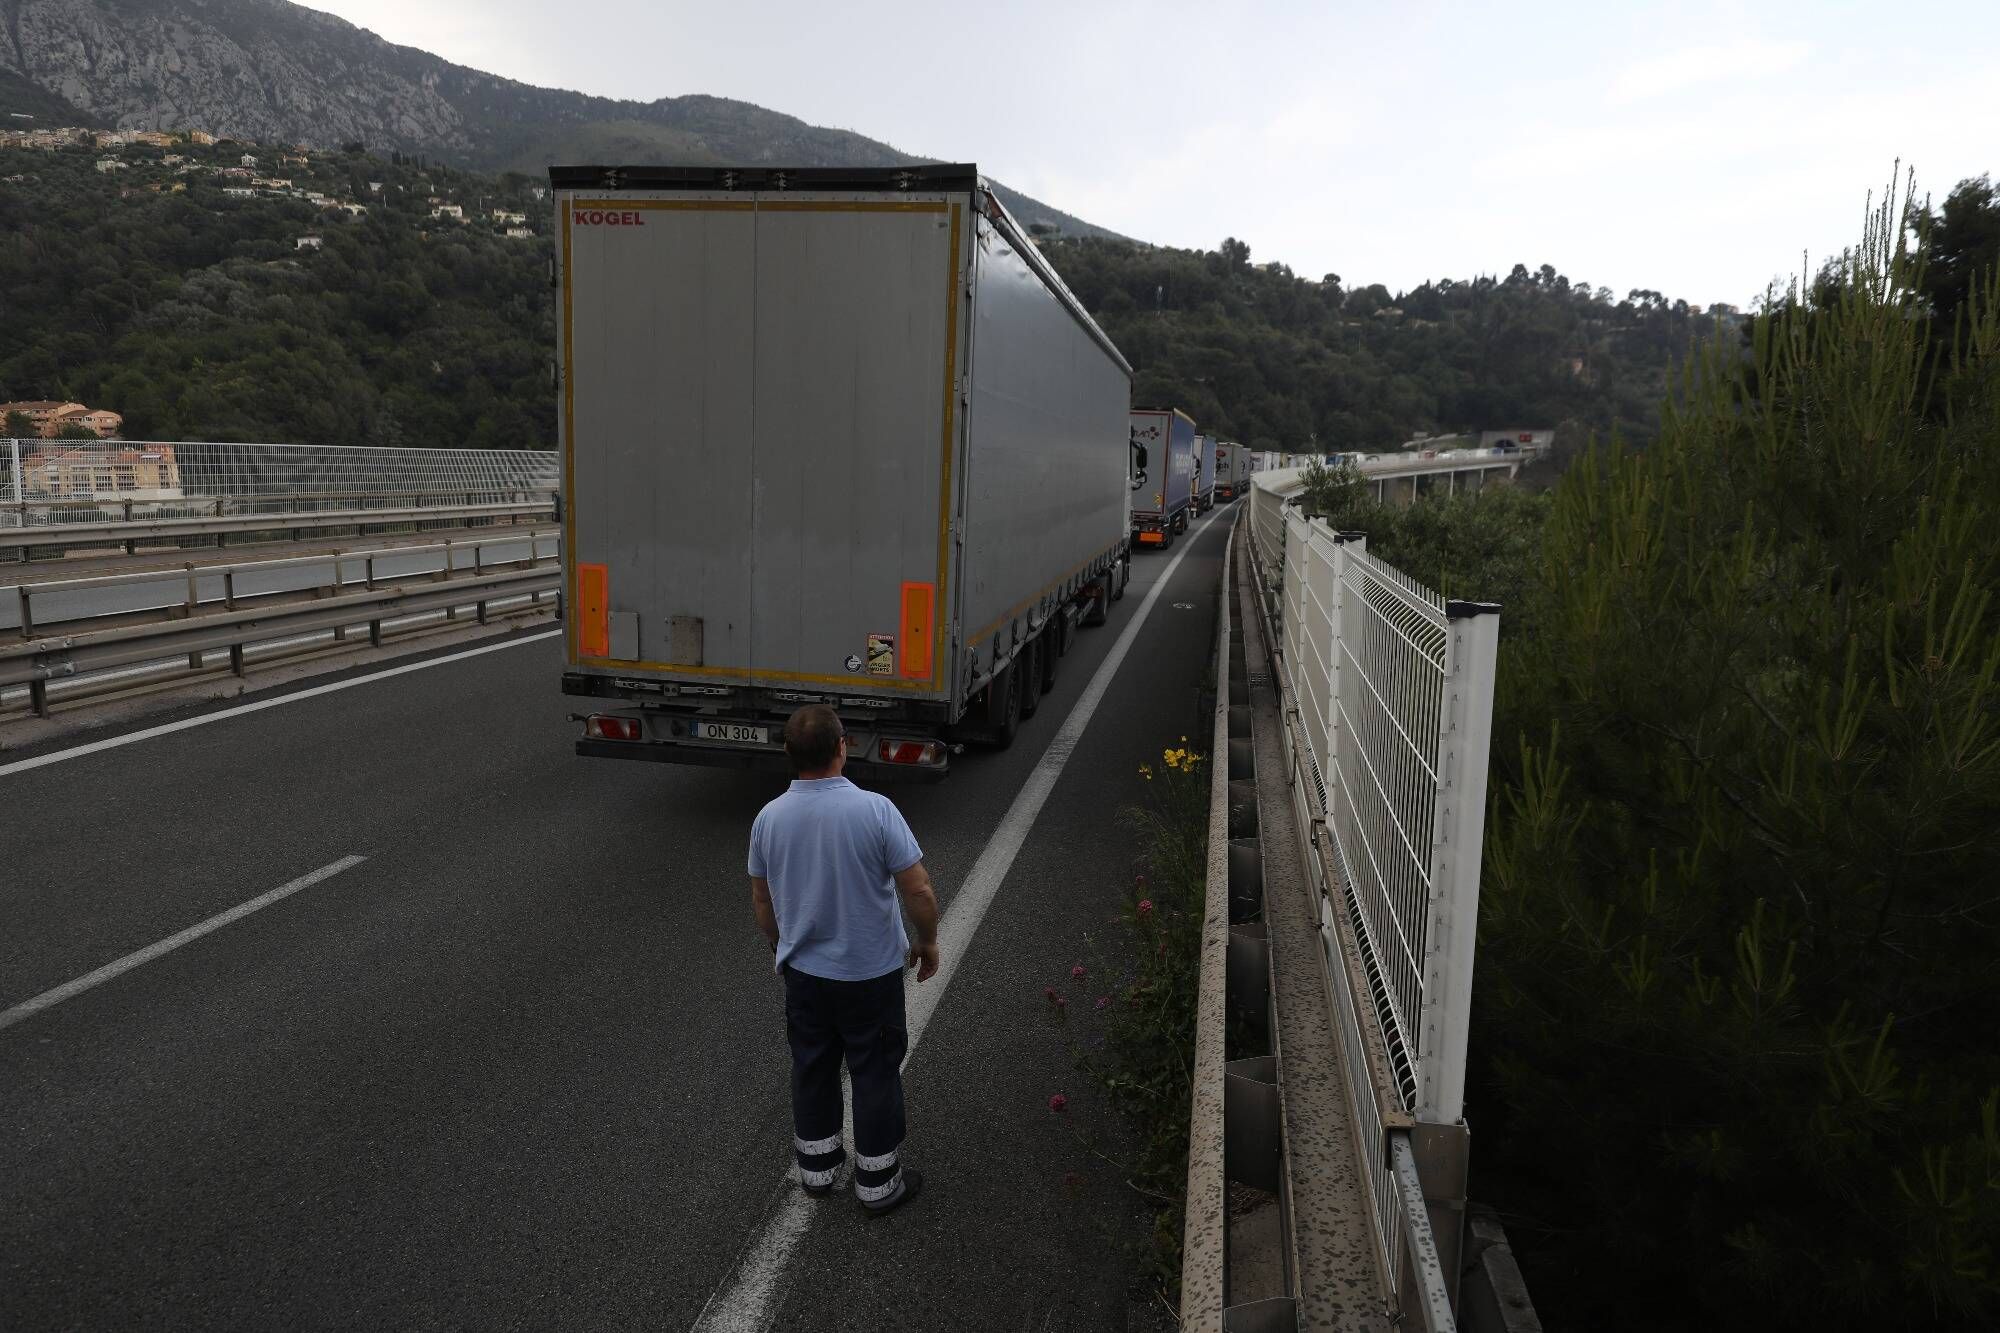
748;776;924;981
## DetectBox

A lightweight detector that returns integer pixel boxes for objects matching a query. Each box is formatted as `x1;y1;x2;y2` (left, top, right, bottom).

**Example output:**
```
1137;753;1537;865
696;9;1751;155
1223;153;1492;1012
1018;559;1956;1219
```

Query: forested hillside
4;134;1734;450
0;139;556;446
1045;235;1732;451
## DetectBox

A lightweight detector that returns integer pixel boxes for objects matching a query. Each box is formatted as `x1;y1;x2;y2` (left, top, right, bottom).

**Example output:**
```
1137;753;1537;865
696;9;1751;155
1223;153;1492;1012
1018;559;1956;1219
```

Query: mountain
0;0;1110;237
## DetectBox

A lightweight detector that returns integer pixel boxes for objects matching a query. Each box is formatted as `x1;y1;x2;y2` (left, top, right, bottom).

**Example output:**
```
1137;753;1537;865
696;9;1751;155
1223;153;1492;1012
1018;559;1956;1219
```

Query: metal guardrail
1232;471;1503;1329
0;501;552;557
2;530;559;717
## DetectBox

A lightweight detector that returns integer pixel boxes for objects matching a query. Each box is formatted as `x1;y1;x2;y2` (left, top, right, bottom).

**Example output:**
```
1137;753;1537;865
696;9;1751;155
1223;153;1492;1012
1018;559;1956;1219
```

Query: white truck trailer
1214;441;1249;501
554;164;1134;779
1191;433;1216;513
1129;408;1196;549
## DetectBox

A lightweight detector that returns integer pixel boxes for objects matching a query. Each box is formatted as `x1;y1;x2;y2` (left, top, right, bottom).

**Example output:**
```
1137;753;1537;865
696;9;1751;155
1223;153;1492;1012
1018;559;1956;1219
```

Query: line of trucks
554;163;1253;780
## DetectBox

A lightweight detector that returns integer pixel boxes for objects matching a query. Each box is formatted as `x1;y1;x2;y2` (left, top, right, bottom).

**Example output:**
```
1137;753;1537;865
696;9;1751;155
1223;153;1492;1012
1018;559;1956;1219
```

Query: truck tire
1112;557;1129;601
983;663;1021;749
1018;637;1043;719
1039;626;1060;694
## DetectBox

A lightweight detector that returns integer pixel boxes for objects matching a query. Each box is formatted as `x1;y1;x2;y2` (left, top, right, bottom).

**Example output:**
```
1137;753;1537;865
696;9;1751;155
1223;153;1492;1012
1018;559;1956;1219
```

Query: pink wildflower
1095;995;1111;1011
1137;899;1154;916
1070;964;1087;981
1048;1093;1068;1114
1043;985;1059;1004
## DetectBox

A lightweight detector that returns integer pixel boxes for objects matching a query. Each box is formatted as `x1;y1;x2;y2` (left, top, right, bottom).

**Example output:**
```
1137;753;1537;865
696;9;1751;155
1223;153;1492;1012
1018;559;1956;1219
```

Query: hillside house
239;153;257;168
189;131;216;145
505;226;534;239
491;209;526;225
94;158;128;173
430;204;464;221
0;401;124;439
367;181;383;193
222;187;255;198
162;154;185;165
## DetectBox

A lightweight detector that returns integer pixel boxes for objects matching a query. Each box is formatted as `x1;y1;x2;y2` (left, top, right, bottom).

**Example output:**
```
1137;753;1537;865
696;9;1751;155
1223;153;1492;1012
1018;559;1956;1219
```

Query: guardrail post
184;563;203;670
28;676;48;718
16;584;31;640
331;552;347;642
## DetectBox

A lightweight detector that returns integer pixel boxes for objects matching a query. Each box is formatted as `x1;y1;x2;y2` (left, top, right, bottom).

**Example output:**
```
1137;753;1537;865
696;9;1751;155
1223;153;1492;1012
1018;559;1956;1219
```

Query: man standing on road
748;704;940;1215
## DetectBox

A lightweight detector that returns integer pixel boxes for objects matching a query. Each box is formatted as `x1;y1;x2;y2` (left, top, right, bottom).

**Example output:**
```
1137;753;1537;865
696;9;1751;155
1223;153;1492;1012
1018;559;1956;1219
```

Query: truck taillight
586;714;642;741
878;739;940;766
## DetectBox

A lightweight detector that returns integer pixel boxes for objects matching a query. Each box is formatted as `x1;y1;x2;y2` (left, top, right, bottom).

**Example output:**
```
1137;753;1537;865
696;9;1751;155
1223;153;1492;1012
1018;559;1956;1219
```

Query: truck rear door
561;191;965;698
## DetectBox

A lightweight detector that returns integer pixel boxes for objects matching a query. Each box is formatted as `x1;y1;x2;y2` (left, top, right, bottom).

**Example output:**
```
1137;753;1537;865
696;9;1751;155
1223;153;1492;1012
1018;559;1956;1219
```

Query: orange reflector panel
900;582;935;680
577;562;610;658
1138;531;1165;545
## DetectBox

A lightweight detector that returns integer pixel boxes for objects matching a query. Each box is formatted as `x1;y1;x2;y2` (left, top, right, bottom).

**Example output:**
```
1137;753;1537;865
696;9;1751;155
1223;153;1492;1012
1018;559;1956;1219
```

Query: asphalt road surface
0;506;1230;1331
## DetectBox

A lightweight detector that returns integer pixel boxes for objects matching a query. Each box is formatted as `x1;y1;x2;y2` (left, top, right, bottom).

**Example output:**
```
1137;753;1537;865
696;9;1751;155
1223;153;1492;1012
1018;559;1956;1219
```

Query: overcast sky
305;0;1997;308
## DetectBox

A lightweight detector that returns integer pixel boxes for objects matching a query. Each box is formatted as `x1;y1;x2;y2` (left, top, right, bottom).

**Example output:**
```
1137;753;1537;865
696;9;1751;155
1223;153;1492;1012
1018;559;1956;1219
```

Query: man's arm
894;861;940;982
750;875;779;953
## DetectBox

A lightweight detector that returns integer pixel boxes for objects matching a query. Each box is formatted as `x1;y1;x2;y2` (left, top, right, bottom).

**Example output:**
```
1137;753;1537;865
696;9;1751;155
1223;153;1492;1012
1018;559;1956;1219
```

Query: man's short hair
783;704;843;772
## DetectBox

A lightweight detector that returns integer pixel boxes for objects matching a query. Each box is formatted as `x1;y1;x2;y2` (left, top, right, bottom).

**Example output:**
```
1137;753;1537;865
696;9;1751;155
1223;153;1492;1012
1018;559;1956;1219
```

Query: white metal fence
1246;469;1499;1324
2;439;557;527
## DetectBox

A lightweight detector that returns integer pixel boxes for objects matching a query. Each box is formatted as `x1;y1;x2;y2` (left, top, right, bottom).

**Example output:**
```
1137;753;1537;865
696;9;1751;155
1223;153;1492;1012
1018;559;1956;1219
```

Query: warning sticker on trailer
866;634;896;676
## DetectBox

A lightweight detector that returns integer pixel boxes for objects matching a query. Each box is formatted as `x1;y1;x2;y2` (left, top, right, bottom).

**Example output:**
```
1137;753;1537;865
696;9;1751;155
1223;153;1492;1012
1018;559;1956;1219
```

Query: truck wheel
1018;637;1043;719
1039;626;1059;694
984;663;1021;749
1112;558;1129;601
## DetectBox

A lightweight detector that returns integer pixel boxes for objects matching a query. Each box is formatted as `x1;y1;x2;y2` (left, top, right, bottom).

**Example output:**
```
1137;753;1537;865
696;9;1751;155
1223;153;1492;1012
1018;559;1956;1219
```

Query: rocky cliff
0;0;1108;236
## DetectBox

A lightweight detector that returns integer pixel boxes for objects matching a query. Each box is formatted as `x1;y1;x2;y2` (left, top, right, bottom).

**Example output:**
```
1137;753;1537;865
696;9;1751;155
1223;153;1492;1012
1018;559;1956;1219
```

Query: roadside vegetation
1048;740;1209;1306
1303;174;2000;1329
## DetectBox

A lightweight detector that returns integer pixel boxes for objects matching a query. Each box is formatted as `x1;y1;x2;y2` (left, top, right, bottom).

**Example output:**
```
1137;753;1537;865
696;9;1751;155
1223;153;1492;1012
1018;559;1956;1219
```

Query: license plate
696;721;768;745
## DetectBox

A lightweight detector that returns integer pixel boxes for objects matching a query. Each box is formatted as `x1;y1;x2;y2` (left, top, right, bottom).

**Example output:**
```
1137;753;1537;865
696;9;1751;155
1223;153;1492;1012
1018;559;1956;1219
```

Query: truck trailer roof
551;163;1131;376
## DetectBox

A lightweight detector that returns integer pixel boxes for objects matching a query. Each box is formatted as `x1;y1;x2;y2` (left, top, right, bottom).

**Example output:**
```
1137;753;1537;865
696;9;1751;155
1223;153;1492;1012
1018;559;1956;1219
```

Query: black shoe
860;1168;924;1217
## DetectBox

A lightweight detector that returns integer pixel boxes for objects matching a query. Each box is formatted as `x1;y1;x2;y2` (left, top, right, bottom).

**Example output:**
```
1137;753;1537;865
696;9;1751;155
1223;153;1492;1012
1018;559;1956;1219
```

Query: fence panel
1245;470;1502;1319
1;439;557;529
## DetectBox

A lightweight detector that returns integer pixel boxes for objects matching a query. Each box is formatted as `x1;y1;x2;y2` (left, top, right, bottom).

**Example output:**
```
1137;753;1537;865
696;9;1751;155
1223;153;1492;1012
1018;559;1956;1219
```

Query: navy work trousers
782;963;908;1201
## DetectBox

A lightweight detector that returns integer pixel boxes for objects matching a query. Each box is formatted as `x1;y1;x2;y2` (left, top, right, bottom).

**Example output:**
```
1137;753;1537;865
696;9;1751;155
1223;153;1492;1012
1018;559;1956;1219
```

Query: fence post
1416;600;1501;1126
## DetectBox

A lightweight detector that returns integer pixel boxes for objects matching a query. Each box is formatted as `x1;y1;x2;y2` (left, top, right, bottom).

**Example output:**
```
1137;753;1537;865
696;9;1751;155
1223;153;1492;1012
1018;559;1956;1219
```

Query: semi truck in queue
1128;408;1196;549
553;164;1135;780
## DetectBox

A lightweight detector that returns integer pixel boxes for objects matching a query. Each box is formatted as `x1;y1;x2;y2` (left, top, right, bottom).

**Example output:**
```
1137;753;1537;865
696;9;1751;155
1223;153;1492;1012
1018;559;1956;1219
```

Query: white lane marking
0;629;561;779
690;517;1224;1333
0;855;368;1033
